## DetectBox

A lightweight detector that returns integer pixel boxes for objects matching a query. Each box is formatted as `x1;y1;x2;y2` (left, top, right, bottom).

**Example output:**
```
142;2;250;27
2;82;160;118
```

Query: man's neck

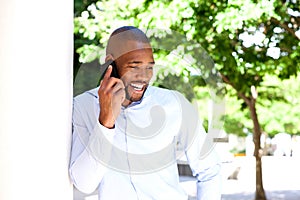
122;99;132;107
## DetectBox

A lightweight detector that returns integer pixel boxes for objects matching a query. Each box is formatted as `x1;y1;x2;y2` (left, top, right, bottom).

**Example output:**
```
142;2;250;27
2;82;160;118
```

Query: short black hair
106;26;150;55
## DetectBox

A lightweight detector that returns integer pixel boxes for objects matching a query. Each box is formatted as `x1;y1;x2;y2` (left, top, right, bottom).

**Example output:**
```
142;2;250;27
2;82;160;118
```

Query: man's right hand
98;65;125;129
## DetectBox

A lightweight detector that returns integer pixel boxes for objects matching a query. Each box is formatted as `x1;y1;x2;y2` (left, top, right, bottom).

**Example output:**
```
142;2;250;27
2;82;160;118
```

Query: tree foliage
74;0;300;135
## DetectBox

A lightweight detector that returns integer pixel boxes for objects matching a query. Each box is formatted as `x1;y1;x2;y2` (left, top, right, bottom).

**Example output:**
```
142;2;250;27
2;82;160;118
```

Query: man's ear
105;54;114;62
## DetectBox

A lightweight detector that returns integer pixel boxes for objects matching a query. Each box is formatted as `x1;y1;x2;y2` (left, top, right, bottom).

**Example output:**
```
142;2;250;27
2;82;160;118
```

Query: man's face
114;42;154;105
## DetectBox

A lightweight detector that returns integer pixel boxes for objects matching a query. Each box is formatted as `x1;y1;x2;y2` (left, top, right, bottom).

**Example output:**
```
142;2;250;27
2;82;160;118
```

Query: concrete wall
0;0;73;199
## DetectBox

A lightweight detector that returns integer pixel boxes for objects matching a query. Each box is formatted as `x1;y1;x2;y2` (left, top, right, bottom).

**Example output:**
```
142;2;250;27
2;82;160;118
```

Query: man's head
106;26;155;105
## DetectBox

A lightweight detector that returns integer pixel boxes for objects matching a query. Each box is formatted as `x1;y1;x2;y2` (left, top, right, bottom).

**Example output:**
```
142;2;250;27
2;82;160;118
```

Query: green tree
258;75;300;136
140;1;299;199
170;1;299;199
74;1;300;199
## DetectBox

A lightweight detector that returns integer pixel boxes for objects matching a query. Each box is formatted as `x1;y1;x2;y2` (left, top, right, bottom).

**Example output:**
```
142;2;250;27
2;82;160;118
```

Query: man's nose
135;68;151;80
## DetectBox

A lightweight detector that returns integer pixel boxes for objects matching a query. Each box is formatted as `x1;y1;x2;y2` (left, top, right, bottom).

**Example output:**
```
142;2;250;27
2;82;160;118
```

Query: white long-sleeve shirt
69;86;221;200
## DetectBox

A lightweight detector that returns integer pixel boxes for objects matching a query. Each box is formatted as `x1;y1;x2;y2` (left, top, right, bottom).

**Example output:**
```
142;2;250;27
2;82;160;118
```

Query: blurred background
73;0;300;200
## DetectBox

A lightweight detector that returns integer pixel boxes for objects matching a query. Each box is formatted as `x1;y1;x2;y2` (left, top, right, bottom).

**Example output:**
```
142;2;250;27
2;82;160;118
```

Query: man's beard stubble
124;84;148;103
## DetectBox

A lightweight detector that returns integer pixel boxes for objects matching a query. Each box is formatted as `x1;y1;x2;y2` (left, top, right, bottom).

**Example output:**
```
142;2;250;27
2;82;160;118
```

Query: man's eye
128;66;138;69
127;65;153;70
147;66;153;70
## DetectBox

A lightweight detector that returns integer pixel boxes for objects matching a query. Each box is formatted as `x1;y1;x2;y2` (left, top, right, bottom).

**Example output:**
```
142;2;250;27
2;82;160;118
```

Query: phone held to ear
110;61;120;78
99;60;120;80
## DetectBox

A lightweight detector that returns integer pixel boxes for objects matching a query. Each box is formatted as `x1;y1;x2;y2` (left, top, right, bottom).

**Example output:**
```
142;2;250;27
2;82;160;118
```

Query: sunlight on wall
0;0;73;199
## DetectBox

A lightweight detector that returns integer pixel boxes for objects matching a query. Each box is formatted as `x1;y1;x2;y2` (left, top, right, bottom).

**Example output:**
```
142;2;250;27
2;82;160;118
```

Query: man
69;26;221;200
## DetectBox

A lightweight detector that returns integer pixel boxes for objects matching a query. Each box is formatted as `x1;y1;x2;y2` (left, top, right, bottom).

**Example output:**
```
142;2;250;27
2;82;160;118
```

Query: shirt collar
86;87;99;99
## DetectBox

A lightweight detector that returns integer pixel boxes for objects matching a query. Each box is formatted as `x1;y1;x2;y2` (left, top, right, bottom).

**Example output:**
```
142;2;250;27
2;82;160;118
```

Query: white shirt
69;86;221;200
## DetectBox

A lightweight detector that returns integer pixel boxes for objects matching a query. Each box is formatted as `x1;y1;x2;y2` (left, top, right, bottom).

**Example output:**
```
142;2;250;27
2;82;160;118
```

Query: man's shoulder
74;87;98;104
147;86;184;102
148;85;176;95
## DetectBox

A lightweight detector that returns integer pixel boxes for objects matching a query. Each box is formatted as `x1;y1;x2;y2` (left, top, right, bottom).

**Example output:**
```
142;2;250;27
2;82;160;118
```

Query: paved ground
181;156;300;200
74;156;300;200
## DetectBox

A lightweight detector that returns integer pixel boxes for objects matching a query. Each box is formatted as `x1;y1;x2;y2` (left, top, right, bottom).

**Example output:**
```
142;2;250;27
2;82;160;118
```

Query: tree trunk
220;74;267;200
249;99;267;200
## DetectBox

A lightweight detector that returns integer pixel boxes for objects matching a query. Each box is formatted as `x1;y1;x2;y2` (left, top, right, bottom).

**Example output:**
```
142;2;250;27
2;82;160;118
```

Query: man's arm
98;64;125;128
185;123;222;200
70;64;125;193
175;91;222;200
69;98;115;194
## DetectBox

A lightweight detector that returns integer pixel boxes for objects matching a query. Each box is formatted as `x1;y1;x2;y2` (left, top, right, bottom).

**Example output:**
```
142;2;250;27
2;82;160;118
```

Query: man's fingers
100;65;112;89
111;81;125;94
112;82;126;103
115;88;126;100
103;77;122;92
99;77;124;99
103;65;112;81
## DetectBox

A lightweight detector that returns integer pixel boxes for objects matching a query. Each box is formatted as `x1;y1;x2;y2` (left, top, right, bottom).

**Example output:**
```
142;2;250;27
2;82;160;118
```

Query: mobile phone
110;61;120;78
99;60;120;80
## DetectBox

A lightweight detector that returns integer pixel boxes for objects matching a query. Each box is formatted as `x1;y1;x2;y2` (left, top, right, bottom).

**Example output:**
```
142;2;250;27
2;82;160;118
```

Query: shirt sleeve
69;98;115;194
186;124;222;200
175;91;222;200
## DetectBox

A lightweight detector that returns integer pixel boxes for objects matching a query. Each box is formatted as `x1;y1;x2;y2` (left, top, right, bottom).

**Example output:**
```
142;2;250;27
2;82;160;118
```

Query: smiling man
69;26;222;200
98;27;155;128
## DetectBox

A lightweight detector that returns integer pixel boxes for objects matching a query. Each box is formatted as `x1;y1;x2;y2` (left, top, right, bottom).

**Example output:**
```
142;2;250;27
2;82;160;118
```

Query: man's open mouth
130;83;145;91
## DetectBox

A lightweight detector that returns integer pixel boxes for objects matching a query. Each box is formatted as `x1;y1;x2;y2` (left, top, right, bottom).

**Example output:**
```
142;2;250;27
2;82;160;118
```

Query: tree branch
220;73;251;105
270;17;300;40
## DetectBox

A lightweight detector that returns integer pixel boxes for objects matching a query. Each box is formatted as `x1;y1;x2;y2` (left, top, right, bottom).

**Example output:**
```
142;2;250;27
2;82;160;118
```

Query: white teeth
131;83;143;90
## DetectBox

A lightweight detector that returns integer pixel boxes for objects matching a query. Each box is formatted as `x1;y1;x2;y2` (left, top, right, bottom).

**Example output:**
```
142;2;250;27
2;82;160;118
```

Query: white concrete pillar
0;0;73;199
